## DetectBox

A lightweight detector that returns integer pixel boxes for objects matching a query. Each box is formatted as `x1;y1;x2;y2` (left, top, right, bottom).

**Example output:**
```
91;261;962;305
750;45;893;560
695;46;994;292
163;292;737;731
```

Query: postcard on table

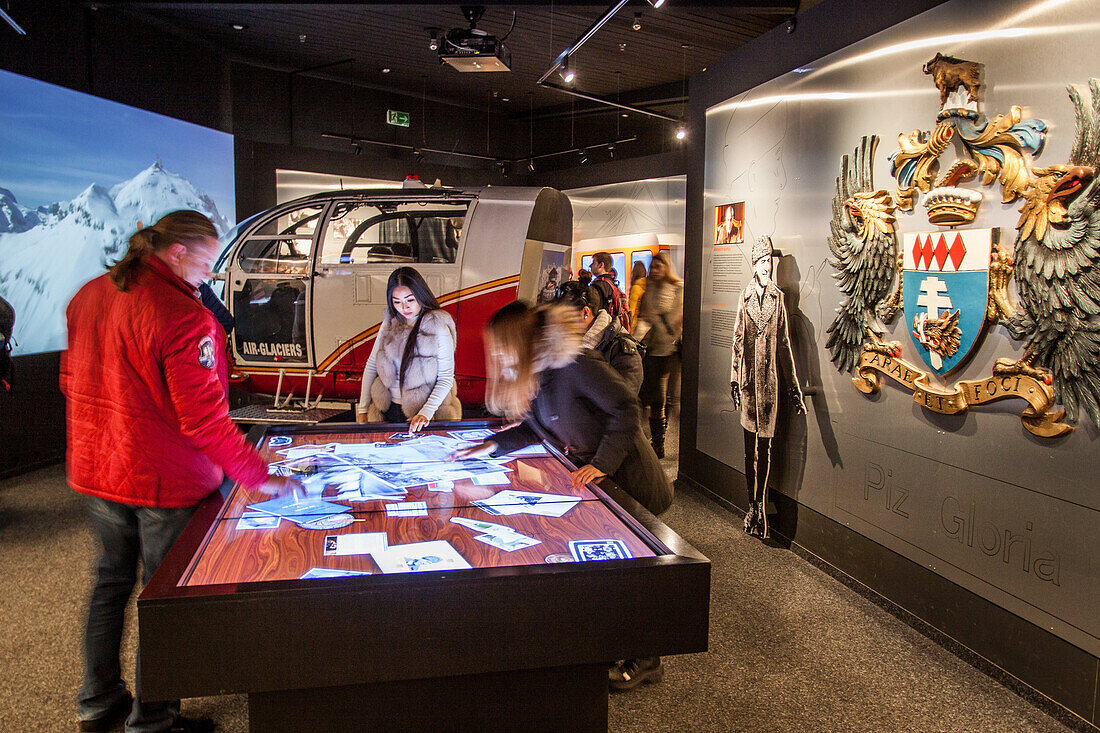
323;532;388;557
371;540;472;574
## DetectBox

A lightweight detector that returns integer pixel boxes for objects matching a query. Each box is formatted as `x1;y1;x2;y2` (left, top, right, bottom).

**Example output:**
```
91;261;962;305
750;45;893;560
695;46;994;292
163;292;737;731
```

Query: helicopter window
237;204;323;274
320;202;467;265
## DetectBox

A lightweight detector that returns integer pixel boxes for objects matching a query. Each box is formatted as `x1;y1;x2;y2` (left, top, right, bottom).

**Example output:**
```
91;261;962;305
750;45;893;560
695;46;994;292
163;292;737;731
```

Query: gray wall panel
696;0;1100;656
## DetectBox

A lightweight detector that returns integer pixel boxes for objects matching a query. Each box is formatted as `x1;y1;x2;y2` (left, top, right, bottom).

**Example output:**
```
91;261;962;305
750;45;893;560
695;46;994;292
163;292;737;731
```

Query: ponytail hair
109;210;217;292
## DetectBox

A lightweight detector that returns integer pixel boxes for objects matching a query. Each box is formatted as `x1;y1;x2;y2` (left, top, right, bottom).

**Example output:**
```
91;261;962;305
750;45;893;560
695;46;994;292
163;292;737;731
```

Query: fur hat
751;235;773;264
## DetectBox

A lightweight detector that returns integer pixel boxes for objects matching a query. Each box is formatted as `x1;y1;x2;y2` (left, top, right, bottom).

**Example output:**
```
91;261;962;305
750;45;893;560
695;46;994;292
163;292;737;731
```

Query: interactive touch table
138;421;710;732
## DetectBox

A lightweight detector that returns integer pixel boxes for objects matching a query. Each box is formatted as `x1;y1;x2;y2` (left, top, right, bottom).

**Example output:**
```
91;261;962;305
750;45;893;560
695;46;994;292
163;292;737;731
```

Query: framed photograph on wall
714;202;745;245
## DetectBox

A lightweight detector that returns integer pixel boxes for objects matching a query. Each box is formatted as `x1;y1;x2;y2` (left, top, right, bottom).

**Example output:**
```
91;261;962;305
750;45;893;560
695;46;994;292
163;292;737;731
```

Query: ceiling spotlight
559;56;576;84
608;145;616;159
645;0;666;8
621;113;629;118
527;159;535;172
381;68;392;74
299;34;307;44
579;150;589;164
785;15;797;34
231;23;248;31
632;13;642;31
428;28;440;51
353;144;362;155
675;127;687;140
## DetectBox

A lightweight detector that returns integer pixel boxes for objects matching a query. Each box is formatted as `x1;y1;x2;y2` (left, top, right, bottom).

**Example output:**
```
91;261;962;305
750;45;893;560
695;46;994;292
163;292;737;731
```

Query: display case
138;421;710;732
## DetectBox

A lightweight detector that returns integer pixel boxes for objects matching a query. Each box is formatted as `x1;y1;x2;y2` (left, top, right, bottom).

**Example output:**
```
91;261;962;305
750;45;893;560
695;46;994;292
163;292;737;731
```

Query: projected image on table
178;426;659;586
0;69;234;355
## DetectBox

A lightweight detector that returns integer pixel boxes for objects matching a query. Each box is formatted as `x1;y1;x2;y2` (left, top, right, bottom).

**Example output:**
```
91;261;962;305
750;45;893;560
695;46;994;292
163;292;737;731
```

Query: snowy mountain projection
0;68;234;355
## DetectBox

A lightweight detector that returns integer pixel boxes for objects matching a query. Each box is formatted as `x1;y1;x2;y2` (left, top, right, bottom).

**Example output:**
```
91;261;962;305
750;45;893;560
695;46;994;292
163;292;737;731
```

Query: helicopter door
311;199;468;377
227;202;326;367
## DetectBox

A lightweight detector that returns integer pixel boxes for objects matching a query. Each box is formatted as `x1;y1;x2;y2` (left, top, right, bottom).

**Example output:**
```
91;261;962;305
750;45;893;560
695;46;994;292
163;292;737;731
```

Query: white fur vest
366;309;462;422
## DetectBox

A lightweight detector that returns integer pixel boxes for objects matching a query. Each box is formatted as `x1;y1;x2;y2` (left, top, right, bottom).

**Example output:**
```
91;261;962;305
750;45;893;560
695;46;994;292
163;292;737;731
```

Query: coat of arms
826;55;1100;437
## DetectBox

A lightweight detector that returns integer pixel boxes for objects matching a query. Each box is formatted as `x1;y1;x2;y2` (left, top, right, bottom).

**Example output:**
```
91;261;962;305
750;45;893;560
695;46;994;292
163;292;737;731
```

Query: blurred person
628;260;648;324
357;266;461;431
63;210;304;733
634;251;683;458
449;301;670;513
552;280;643;393
449;301;672;689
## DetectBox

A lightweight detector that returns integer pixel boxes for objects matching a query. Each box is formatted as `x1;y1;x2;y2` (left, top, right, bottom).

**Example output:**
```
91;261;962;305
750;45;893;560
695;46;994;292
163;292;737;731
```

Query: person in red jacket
62;210;302;733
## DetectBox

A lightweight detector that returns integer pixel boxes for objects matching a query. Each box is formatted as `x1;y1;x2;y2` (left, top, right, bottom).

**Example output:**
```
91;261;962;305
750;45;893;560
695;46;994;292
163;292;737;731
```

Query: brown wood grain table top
180;427;658;586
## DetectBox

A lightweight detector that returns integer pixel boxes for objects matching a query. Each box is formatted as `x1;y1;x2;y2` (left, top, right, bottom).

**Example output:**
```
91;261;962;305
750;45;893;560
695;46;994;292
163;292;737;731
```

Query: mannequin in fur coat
356;267;461;431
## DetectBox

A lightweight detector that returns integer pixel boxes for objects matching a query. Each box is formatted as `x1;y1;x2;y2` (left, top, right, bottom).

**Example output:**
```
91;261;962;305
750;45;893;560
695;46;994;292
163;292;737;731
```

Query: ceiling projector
438;6;513;73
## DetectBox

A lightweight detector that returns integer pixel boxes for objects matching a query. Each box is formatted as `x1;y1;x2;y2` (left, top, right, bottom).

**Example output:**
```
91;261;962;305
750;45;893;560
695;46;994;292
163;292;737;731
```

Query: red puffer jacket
62;255;269;507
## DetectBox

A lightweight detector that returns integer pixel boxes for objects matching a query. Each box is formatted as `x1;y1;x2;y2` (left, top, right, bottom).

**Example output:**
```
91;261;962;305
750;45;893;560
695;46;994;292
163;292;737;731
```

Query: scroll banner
853;349;1073;437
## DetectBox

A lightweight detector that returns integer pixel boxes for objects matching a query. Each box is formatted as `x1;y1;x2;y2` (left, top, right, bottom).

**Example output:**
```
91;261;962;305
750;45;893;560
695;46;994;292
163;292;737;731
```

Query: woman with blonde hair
450;301;671;515
634;251;683;457
357;266;461;431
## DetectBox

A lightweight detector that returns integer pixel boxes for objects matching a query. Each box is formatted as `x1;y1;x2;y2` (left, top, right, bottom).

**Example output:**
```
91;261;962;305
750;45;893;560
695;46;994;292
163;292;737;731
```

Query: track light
645;0;666;7
527;159;535;172
608;145;615;159
353;144;362;155
559;56;575;84
579;150;588;164
632;13;642;31
675;127;686;140
428;28;439;51
785;15;797;33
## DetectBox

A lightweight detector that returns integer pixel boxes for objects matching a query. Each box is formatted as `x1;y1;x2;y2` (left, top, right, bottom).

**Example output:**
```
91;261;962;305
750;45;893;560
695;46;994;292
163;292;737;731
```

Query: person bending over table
63;211;304;733
448;301;671;693
357;266;461;432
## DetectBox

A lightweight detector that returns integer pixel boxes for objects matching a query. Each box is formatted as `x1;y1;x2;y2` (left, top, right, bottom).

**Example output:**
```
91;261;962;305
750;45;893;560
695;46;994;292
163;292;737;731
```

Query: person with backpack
589;252;632;332
552;280;644;393
634;251;683;458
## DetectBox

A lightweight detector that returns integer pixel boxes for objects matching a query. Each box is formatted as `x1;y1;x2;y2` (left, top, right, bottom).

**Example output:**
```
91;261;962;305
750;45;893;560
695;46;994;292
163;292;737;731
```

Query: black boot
649;416;665;459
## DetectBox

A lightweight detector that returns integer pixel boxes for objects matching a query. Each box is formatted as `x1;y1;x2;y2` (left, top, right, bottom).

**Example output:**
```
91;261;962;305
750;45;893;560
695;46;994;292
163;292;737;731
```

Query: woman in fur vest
356;267;461;431
449;301;672;516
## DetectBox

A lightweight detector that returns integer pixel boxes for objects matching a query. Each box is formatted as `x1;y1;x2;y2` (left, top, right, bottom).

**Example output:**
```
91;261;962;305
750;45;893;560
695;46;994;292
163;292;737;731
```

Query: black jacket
492;350;672;515
593;319;644;394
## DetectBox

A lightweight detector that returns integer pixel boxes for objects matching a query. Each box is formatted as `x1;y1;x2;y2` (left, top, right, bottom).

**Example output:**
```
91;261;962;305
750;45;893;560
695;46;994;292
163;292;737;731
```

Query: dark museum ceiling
95;1;821;121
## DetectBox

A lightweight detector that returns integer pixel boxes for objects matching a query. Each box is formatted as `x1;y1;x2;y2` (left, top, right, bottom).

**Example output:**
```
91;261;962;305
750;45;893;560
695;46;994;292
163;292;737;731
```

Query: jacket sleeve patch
197;336;216;370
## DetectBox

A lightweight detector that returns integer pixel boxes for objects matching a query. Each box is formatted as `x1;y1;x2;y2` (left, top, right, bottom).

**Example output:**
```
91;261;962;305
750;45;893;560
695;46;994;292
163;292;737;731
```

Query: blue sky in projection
0;69;234;216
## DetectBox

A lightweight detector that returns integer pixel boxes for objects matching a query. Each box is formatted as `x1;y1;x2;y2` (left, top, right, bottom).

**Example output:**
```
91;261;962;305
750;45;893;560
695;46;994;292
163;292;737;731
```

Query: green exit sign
387;110;410;127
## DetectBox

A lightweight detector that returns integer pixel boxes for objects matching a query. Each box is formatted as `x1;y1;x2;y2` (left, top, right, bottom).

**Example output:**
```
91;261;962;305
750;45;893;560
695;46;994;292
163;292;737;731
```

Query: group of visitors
62;211;683;731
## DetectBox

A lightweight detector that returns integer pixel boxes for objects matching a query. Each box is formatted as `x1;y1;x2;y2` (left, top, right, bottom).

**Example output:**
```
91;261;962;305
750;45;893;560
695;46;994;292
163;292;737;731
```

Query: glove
790;388;806;415
730;381;741;410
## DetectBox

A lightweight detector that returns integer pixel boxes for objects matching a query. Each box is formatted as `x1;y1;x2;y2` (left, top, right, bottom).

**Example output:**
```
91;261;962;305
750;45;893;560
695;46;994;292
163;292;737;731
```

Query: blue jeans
77;495;196;733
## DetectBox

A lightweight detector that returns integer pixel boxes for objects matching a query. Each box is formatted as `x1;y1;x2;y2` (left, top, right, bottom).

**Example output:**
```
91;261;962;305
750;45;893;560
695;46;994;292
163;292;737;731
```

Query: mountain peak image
0;162;235;355
0;187;41;234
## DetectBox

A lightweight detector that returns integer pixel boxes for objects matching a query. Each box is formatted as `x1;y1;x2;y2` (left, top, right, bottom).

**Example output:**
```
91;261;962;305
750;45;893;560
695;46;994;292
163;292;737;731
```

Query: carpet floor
0;417;1072;732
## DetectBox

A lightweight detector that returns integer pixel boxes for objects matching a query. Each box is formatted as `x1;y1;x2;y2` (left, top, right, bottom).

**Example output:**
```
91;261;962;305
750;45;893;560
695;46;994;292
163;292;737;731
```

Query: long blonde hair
648;251;681;284
484;301;542;420
109;210;217;292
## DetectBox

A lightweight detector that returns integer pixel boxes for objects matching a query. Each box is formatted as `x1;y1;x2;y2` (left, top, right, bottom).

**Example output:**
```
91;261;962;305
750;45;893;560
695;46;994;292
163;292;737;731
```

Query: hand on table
409;414;430;433
447;440;498;462
570;464;606;489
260;475;306;500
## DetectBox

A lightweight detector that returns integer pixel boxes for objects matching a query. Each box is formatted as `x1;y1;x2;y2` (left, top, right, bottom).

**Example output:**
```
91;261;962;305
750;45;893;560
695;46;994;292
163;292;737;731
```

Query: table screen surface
180;425;658;586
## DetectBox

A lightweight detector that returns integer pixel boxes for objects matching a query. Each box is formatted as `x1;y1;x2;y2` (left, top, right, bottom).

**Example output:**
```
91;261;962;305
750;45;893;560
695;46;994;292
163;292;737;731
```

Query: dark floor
0;416;1073;732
